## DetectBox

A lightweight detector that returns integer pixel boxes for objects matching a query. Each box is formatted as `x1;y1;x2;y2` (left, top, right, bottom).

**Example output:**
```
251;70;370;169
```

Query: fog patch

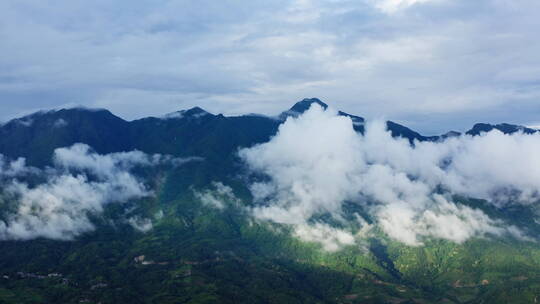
128;216;153;233
194;182;241;210
53;118;68;128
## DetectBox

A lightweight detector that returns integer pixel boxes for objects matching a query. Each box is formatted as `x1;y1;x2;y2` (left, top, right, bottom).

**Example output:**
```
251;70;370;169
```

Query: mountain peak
2;107;119;128
162;106;211;120
279;98;328;120
184;106;209;116
466;123;538;136
289;98;328;113
442;130;461;138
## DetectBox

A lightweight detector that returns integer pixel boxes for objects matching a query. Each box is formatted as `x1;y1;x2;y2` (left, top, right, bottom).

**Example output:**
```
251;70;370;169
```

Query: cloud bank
240;105;538;248
0;144;193;240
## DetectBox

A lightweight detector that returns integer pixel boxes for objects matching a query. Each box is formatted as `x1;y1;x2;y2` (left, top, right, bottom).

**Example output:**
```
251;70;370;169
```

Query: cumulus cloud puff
0;144;194;240
240;105;538;247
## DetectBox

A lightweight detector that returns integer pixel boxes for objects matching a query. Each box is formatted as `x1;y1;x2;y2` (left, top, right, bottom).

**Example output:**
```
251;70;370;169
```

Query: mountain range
0;98;539;304
1;98;536;167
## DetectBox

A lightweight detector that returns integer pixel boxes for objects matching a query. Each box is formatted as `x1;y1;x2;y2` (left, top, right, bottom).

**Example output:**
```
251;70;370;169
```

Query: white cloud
294;223;355;252
373;0;435;13
1;174;137;240
128;216;153;233
53;118;68;128
0;144;197;240
0;156;37;177
194;182;241;210
375;194;506;245
240;105;538;247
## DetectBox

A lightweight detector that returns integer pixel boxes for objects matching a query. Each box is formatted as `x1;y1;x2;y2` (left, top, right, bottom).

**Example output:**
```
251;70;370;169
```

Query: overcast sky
1;0;539;134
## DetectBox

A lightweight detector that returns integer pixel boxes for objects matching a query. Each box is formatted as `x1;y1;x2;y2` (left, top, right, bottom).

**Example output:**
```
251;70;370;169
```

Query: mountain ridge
0;98;537;167
6;98;537;139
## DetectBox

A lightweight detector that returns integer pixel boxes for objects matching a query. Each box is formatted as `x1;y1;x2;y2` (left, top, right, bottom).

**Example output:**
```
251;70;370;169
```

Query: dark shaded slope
386;120;430;143
0;108;131;166
129;109;279;160
466;123;538;136
129;110;280;195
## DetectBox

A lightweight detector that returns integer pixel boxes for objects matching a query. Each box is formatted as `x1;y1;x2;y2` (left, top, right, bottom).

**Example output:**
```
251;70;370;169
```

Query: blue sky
1;0;539;134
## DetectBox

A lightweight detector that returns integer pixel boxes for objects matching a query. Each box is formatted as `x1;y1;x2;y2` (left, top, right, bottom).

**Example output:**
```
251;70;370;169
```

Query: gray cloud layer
1;0;539;133
239;105;537;249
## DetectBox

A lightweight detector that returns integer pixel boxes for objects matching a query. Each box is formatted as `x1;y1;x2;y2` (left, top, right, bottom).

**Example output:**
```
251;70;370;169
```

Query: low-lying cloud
0;144;196;240
240;105;538;248
194;182;242;210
